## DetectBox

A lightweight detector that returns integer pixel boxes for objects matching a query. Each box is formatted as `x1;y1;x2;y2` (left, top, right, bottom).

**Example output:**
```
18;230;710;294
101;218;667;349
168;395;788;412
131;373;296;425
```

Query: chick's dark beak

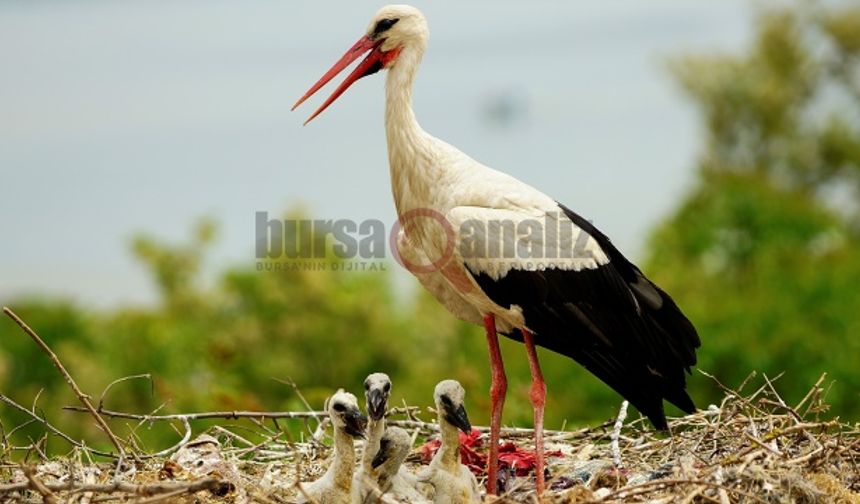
371;439;390;469
343;408;368;438
444;403;472;434
367;389;387;421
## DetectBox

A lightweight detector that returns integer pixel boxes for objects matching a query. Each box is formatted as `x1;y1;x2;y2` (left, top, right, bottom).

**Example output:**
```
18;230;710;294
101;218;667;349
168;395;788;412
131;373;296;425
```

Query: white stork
292;5;701;495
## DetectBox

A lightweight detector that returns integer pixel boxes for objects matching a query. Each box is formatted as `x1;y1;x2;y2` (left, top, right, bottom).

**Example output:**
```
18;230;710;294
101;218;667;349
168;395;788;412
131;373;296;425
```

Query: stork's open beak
367;389;387;421
292;35;397;125
443;403;472;434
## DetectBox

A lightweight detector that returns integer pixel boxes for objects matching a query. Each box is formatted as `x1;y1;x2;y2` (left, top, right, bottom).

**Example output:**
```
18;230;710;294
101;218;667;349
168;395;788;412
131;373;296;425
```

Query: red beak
292;35;399;125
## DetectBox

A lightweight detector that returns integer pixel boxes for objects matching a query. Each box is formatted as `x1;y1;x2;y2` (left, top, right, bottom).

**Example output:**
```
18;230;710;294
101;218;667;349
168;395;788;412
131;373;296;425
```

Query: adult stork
292;5;701;494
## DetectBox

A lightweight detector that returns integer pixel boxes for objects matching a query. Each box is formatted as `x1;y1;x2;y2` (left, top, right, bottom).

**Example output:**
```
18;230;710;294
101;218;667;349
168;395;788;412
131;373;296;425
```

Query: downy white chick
364;426;430;503
361;373;392;474
419;380;481;504
299;390;367;504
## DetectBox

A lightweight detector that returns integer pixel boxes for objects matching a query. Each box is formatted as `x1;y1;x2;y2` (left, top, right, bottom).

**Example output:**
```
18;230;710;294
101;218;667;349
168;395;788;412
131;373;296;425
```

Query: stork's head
371;426;412;470
434;379;472;434
325;389;367;438
366;5;428;52
292;4;428;124
364;372;392;421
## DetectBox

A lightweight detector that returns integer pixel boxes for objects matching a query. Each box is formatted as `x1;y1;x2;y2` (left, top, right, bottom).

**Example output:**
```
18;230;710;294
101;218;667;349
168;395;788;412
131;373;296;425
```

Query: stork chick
419;380;480;504
363;427;430;503
299;390;367;504
355;373;393;500
361;373;392;474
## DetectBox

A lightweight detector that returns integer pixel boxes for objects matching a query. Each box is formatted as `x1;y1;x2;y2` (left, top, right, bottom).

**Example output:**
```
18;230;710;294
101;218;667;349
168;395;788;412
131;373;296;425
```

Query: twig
63;407;608;440
0;394;115;458
399;399;419;422
712;467;730;504
388;419;608;438
32;388;45;415
98;374;152;411
743;432;782;456
274;377;320;430
795;373;827;412
736;370;757;395
248;416;279;437
214;426;256;448
251;493;281;504
233;429;286;458
63;407;327;421
611;400;628;468
148;417;192;458
0;477;223;496
292;452;319;504
123;403;168;455
5;418;37;444
312;417;330;443
679;484;706;504
595;477;767;503
763;374;826;459
28;434;49;462
23;466;59;504
3;307;126;458
133;487;194;504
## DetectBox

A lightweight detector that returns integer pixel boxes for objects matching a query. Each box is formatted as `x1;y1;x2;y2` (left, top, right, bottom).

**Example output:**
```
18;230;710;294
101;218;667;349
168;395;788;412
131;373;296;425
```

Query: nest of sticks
1;308;859;503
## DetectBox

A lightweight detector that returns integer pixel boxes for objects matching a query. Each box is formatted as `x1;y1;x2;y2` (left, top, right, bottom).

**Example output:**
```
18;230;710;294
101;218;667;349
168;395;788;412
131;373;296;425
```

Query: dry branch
595;477;768;503
61;407;610;441
22;466;59;504
610;400;628;468
97;374;152;411
62;407;327;422
3;307;126;457
0;475;224;497
0;393;115;459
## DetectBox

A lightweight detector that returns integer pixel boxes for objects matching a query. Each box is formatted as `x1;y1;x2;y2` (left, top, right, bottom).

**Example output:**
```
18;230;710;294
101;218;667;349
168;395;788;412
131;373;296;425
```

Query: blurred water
0;0;749;306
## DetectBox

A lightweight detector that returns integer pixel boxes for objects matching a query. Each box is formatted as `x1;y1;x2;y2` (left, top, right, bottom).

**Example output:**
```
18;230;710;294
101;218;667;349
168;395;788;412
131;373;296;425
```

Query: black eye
333;403;346;412
440;395;453;407
364;381;370;390
373;18;399;37
383;383;391;393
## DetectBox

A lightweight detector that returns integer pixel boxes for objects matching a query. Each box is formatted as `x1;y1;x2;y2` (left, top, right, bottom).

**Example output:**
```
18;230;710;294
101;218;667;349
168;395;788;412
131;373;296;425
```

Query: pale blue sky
0;1;752;306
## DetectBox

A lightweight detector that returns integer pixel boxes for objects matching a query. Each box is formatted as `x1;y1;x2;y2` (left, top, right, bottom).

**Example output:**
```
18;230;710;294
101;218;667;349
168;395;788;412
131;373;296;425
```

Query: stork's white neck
384;44;422;140
384;41;435;215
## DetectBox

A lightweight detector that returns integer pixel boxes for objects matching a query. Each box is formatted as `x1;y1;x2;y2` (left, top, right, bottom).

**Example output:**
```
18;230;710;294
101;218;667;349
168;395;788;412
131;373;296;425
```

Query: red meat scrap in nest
418;429;562;477
419;428;486;473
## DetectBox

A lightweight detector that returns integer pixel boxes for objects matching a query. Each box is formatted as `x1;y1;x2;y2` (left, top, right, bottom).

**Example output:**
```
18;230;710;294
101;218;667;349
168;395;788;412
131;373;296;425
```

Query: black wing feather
468;203;700;429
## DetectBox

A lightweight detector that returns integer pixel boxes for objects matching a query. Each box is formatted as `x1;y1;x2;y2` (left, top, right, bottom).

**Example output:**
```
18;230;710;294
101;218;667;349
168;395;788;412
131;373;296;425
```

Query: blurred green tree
647;3;860;416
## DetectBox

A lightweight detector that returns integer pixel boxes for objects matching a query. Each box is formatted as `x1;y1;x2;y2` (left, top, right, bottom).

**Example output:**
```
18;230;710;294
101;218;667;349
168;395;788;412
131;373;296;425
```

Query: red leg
522;328;546;494
483;314;506;495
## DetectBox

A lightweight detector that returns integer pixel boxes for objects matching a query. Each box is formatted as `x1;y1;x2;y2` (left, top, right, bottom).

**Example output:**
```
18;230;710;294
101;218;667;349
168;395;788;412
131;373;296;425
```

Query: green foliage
650;3;860;416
